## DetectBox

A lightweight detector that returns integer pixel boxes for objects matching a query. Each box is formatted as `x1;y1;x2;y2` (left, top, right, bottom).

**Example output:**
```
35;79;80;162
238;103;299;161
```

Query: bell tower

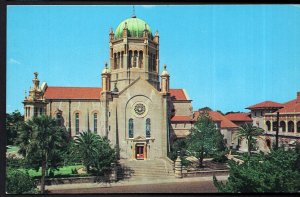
108;15;160;91
23;72;47;121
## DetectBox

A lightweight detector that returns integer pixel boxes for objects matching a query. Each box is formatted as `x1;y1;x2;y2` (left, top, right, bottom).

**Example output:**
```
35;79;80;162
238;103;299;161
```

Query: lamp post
275;112;279;149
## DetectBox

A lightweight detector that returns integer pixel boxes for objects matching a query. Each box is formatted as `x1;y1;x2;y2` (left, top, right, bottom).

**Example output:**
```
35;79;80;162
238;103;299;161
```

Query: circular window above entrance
132;102;148;118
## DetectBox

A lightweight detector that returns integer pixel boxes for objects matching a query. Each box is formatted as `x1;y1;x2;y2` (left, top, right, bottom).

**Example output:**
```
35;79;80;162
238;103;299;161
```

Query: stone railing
183;170;229;177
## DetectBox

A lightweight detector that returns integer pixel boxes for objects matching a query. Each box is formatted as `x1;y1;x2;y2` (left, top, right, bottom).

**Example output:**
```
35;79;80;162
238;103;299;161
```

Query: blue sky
7;5;300;114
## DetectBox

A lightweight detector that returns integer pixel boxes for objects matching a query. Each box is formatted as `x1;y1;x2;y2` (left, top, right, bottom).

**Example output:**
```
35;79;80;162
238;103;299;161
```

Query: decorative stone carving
131;102;148;118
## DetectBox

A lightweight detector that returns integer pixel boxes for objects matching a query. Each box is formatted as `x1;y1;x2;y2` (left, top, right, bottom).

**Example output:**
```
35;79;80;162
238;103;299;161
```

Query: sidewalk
46;175;229;191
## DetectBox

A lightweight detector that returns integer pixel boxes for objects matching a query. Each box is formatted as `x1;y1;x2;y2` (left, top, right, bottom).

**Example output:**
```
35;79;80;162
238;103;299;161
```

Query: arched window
152;54;156;71
146;118;151;138
273;121;278;131
148;53;152;72
288;121;294;132
117;52;120;69
39;107;43;116
129;118;134;138
128;51;132;68
93;113;97;133
280;121;286;132
266;121;271;131
56;113;62;126
297;121;300;133
139;51;143;68
133;51;137;67
114;53;117;69
75;113;80;134
121;51;124;68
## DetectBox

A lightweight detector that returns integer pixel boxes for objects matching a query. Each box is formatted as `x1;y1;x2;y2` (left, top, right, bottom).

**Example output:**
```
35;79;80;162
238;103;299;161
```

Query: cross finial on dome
132;5;136;18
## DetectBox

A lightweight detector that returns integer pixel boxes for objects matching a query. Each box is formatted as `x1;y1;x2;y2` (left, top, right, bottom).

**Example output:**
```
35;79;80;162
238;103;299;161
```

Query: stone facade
23;15;193;161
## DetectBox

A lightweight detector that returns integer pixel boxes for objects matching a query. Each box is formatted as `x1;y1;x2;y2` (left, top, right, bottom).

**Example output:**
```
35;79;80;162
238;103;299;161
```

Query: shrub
212;151;228;163
6;169;38;194
181;157;191;167
6;156;26;169
71;168;78;174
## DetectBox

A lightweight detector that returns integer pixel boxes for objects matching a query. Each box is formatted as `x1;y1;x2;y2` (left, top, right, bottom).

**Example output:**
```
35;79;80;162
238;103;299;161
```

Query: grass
19;165;84;178
6;145;19;153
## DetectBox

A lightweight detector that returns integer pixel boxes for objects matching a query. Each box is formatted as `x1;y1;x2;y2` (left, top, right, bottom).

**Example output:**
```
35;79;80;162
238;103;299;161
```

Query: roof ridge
48;86;101;89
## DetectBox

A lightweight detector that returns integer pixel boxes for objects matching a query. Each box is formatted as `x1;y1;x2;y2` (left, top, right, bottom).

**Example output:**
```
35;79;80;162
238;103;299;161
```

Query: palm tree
73;131;101;173
237;123;264;157
17;115;69;194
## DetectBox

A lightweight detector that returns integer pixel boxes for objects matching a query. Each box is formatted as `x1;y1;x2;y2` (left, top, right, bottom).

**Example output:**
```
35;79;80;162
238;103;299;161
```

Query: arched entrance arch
288;121;294;132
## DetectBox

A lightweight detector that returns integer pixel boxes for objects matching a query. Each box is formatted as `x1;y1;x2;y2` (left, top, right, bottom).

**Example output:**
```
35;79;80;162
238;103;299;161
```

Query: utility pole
275;112;279;149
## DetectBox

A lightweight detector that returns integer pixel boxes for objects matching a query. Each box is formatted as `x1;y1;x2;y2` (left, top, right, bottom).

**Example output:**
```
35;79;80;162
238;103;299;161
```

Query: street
49;179;219;193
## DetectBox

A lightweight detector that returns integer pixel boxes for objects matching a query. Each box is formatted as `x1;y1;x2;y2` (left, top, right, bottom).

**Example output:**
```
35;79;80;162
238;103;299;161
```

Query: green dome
115;17;152;39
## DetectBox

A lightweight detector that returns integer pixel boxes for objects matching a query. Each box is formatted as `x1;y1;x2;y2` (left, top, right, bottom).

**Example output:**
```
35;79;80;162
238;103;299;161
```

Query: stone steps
117;158;174;180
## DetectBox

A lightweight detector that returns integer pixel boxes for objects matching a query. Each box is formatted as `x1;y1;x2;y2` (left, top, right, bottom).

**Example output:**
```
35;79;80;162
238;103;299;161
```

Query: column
270;121;273;132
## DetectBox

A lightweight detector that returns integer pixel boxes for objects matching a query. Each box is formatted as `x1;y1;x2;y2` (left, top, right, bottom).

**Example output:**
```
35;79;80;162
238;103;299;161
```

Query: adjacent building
246;92;300;150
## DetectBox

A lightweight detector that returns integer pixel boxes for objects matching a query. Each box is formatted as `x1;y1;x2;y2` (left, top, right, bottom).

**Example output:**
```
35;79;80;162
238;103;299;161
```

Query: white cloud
8;58;21;65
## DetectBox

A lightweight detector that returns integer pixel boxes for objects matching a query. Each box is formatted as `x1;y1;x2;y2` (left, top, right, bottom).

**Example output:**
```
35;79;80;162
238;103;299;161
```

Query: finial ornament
105;62;108;69
34;72;38;79
164;64;167;70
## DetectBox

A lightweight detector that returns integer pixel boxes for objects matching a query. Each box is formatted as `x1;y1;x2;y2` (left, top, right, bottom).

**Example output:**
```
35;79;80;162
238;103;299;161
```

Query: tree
73;131;117;175
169;138;187;161
186;112;226;167
16;115;69;194
199;107;212;111
213;148;300;193
6;110;24;145
92;137;117;176
237;123;263;157
73;131;101;173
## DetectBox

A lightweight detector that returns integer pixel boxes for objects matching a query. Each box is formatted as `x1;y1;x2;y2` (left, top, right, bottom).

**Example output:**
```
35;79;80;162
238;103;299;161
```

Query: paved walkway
46;175;228;191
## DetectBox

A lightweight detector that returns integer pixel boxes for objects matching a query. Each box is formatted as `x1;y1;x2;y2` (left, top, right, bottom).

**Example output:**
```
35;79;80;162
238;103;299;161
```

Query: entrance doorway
135;144;144;160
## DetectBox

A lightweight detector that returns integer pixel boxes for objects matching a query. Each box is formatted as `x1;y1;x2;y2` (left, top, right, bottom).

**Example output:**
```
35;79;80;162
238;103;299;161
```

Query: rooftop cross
132;5;136;18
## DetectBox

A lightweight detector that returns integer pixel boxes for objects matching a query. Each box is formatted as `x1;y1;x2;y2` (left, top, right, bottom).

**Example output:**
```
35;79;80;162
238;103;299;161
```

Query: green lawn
19;165;84;177
6;145;19;153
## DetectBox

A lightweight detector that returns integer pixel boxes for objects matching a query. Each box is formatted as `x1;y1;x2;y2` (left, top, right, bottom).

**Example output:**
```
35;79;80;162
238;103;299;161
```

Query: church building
23;14;193;160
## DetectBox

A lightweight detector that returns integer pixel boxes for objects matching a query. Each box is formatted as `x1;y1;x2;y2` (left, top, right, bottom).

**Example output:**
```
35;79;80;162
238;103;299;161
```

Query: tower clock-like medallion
132;102;148;118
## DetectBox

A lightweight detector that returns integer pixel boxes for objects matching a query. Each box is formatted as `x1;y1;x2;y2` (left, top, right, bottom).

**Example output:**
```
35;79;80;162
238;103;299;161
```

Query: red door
136;146;144;160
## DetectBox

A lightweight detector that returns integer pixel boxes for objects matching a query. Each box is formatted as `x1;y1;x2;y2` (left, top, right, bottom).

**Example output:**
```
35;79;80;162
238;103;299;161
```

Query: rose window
134;103;146;115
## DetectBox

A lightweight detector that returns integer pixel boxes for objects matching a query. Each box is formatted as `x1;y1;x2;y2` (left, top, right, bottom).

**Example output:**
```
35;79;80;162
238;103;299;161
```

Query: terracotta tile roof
44;87;101;99
225;113;252;122
193;111;239;129
171;116;193;122
246;101;283;110
169;89;188;100
278;99;300;113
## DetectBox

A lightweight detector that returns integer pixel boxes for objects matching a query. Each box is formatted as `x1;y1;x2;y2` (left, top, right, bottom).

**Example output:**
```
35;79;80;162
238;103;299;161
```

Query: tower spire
132;5;136;18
